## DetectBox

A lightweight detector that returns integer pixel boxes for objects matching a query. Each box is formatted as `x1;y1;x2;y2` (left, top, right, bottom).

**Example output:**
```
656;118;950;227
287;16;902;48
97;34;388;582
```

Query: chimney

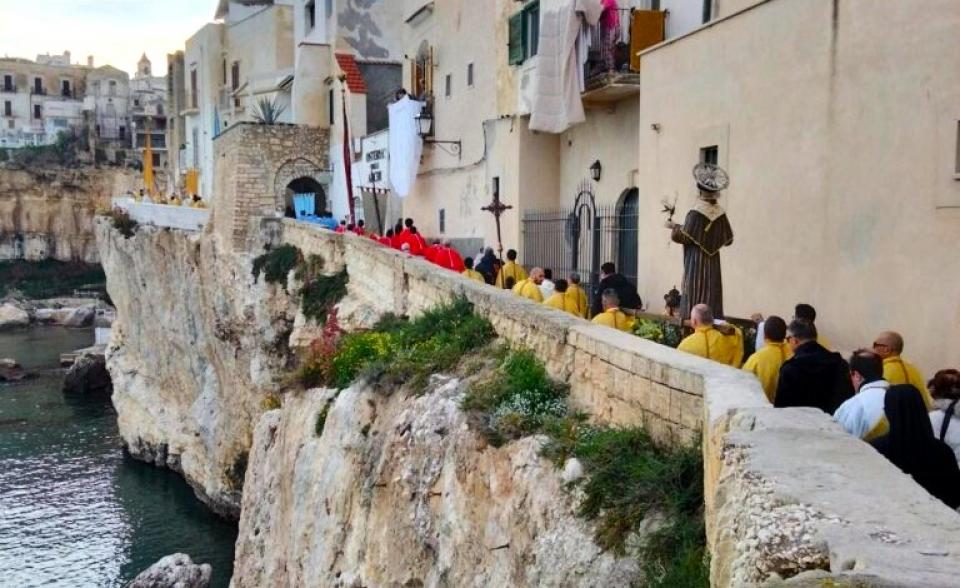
87;55;94;67
64;50;71;64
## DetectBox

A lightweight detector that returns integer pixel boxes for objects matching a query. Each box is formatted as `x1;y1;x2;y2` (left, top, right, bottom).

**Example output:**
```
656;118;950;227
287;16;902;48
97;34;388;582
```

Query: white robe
388;96;424;197
529;0;604;134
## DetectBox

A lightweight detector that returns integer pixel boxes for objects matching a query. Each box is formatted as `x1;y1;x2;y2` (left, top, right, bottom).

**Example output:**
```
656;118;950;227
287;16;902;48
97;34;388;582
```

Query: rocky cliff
232;378;640;587
0;167;136;262
96;220;297;517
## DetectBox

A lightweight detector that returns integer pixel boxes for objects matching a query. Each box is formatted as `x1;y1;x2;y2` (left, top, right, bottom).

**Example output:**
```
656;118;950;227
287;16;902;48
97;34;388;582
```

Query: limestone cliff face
0;167;136;262
232;378;641;587
95;221;297;518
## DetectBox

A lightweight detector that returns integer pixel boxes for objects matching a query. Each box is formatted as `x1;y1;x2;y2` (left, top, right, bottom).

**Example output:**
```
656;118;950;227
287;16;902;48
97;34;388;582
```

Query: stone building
166;51;187;194
84;65;132;164
0;52;89;149
129;54;168;187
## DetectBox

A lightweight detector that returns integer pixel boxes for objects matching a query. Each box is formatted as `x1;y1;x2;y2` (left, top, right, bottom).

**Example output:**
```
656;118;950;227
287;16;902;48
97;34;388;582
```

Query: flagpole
340;77;356;226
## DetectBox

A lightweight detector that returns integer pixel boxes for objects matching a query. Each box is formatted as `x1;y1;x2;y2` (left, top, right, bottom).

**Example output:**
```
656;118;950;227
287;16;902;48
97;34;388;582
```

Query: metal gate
521;181;639;299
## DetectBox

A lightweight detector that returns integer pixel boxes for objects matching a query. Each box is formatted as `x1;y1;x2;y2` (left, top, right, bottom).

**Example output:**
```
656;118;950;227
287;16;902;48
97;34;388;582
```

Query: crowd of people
678;301;960;510
341;218;642;328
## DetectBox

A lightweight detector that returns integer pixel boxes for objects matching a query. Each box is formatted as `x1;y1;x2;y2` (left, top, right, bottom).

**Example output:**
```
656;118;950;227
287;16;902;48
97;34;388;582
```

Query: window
467;63;474;87
222;59;227;85
190;69;198;108
34;77;42;94
3;75;12;91
306;0;316;32
109;80;117;97
152;153;161;167
508;2;540;66
157;103;164;115
61;80;71;97
702;0;713;24
444;74;452;97
231;62;240;107
3;101;10;117
33;104;42;119
119;126;126;140
700;145;719;165
328;88;334;125
134;98;140;107
955;121;960;174
439;209;446;234
6;120;13;129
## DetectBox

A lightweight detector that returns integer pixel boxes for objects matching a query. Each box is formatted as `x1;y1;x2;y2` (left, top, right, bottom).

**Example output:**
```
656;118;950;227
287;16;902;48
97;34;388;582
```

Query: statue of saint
664;163;734;321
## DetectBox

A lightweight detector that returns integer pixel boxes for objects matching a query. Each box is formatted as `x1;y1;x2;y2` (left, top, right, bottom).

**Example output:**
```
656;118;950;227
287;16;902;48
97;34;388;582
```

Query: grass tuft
541;425;708;587
300;269;348;322
103;208;138;239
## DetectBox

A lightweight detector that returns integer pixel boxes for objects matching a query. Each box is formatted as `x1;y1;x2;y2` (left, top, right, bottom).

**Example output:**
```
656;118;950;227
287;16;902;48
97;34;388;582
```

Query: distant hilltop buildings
0;50;167;178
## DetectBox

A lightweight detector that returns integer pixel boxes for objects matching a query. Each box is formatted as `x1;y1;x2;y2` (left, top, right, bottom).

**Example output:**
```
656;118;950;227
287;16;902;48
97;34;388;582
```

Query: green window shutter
508;12;524;66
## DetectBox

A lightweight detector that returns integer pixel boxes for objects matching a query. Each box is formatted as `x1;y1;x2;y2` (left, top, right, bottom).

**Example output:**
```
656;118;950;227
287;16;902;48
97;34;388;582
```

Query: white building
130;54;169;184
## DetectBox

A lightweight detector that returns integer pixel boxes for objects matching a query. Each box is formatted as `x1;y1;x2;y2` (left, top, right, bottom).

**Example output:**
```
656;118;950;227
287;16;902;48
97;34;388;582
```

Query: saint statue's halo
692;162;730;194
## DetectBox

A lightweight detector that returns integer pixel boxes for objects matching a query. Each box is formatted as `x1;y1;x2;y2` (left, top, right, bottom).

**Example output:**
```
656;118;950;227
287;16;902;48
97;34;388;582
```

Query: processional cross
481;179;512;262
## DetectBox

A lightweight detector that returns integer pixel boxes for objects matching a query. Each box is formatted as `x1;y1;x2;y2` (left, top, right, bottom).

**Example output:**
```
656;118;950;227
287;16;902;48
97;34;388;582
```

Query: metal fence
521;187;639;301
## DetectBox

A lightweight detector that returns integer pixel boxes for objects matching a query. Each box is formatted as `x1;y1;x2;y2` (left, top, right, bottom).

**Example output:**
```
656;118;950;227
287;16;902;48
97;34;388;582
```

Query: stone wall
210;123;330;252
112;197;209;232
0;167;137;262
281;219;960;587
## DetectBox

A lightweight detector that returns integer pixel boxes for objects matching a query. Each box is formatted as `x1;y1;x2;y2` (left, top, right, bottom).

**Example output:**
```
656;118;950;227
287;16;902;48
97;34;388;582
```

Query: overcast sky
0;0;216;74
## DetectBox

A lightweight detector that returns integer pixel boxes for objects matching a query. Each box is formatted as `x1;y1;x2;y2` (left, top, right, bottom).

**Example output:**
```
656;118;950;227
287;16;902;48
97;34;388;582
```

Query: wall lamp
415;111;462;159
590;159;602;182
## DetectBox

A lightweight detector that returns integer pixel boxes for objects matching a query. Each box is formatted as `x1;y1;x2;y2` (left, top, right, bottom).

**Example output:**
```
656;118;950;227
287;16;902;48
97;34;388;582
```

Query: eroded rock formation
96;220;299;518
0;167;136;262
231;378;641;587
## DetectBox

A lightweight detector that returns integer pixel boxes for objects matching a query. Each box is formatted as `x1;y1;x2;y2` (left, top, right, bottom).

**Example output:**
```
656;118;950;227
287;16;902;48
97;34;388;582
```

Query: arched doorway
284;176;327;219
616;188;639;287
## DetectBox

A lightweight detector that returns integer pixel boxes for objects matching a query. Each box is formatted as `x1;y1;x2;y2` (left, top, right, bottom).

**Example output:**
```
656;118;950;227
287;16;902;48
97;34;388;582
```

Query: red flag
341;90;356;225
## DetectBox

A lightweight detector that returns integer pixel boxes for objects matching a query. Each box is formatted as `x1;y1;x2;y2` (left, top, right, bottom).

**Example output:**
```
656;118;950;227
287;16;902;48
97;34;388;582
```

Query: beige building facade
394;0;959;373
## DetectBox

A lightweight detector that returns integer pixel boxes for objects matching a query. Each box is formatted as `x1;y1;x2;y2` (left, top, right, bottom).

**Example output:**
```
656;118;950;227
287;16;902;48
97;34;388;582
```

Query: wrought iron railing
521;198;639;306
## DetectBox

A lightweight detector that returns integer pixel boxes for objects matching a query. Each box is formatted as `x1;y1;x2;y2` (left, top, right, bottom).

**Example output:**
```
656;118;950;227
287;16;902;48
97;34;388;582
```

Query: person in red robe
335;220;347;234
424;240;442;264
407;227;427;256
379;229;394;247
353;220;367;236
435;241;465;272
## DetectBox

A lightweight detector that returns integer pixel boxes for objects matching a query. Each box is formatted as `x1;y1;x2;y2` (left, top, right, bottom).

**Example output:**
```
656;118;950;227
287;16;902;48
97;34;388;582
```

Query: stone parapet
280;218;960;587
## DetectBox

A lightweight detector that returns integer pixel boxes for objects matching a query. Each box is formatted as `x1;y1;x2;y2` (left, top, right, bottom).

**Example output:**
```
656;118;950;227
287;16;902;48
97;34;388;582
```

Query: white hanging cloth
387;96;424;198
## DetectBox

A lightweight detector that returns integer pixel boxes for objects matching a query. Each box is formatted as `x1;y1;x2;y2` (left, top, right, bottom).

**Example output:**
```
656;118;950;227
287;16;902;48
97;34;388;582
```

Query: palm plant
252;96;287;125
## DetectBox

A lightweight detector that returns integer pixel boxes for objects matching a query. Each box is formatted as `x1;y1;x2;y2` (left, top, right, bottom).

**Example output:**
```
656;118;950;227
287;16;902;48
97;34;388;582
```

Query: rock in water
0;357;28;382
62;352;112;394
127;553;212;588
0;303;30;330
62;305;96;328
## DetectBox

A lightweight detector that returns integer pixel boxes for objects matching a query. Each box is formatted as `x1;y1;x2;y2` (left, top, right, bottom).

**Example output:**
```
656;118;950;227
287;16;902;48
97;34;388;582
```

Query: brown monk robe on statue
665;163;734;321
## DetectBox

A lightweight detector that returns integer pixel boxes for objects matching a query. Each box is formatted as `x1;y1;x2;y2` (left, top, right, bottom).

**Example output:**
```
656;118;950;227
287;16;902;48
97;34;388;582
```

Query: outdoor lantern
416;112;434;137
590;160;602;182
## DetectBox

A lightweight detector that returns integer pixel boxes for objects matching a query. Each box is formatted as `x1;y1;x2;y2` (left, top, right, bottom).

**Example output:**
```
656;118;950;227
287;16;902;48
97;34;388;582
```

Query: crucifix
481;177;512;262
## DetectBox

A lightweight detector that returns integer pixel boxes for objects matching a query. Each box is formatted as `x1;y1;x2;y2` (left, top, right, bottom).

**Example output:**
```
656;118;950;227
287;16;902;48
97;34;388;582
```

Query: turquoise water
0;328;237;587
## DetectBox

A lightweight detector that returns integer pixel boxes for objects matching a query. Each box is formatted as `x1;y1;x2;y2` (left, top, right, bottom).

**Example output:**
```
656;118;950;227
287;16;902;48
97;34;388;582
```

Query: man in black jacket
591;262;642;316
774;320;854;414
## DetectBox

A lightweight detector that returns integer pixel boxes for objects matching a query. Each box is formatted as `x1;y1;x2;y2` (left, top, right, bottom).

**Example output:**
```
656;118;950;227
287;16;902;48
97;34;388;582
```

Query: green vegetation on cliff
0;260;106;299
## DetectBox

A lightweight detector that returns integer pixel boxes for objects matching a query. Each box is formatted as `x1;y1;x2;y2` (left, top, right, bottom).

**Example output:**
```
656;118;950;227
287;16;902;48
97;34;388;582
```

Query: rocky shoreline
0;297;114;330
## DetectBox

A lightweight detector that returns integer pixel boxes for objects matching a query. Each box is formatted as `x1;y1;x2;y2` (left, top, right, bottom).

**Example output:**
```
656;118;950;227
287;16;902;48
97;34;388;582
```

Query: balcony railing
31;88;47;96
1;84;16;93
581;8;665;106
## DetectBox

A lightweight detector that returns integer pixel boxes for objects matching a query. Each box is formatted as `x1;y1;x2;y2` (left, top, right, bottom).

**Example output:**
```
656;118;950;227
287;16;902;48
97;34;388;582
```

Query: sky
0;0;217;74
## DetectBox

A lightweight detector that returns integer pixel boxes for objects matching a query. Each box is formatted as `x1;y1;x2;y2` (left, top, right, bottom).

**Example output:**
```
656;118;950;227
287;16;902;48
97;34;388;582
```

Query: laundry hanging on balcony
529;0;604;134
387;95;424;197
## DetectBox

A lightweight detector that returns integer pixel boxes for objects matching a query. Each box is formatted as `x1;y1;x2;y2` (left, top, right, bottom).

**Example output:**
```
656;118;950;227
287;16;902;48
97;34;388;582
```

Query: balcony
1;84;16;94
581;9;665;108
31;88;47;96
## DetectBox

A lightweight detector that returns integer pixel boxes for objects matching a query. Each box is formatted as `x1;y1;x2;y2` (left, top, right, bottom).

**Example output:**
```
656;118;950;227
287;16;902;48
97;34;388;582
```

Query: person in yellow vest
513;267;544;302
742;315;793;403
565;272;590;319
833;350;891;441
678;304;744;368
591;289;635;333
872;331;932;409
543;279;580;316
461;257;486;284
495;249;527;289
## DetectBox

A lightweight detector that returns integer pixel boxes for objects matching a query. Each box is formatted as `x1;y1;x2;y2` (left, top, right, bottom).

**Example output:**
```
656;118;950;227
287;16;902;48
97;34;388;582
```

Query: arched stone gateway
272;158;331;215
